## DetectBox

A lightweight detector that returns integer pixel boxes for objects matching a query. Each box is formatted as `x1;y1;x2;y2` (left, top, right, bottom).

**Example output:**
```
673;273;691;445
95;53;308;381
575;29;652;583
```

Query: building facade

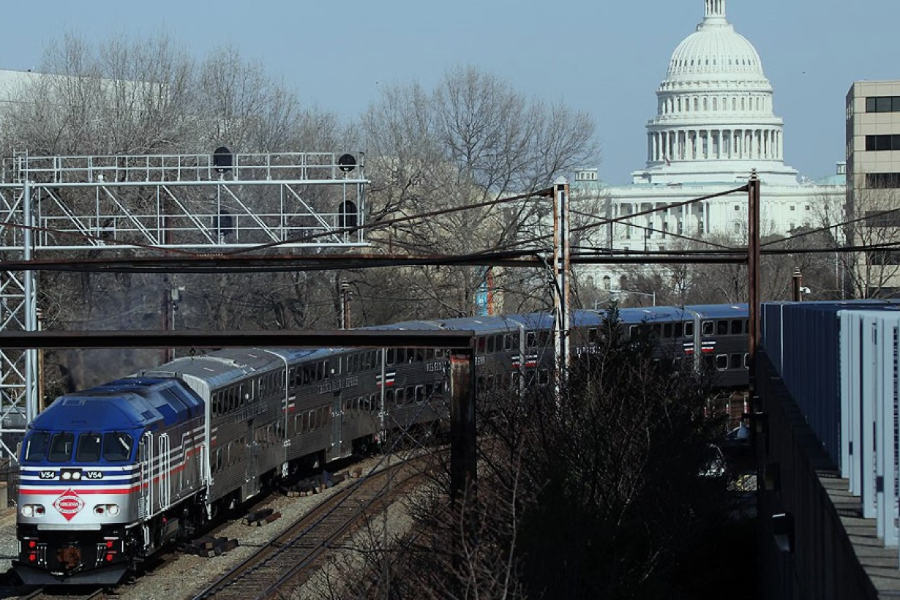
573;0;845;288
845;81;900;296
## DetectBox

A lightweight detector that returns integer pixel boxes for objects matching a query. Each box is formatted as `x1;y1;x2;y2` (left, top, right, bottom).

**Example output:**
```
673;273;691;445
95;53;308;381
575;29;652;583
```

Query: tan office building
846;81;900;296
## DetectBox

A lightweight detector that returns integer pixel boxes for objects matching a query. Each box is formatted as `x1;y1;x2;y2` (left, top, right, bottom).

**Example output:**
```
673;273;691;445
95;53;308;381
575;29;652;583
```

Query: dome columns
647;126;783;164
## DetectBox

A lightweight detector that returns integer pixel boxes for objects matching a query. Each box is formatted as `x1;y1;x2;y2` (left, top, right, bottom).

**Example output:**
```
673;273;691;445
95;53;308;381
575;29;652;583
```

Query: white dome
667;26;765;82
632;0;799;186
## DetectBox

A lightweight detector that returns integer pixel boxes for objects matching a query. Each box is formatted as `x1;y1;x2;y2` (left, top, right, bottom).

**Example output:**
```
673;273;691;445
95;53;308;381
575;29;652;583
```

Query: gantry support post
450;344;476;504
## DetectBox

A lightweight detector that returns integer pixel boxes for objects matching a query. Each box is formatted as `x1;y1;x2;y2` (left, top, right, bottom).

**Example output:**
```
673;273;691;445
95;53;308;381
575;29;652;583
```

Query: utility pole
791;268;803;302
747;171;760;405
340;282;352;330
552;178;571;400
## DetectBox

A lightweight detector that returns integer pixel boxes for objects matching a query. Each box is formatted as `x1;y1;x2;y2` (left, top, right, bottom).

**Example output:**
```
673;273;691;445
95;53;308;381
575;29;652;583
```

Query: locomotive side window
487;337;496;353
386;349;395;366
396;388;406;406
674;322;684;337
48;432;75;462
663;323;672;338
730;353;743;369
477;338;486;354
526;332;536;348
731;320;742;335
717;320;729;336
22;432;50;462
684;322;694;337
76;433;102;462
701;321;714;336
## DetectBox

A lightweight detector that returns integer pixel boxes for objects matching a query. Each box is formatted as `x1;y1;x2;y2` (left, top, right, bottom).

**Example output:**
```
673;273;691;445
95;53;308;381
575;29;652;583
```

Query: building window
790;205;795;211
865;135;900;151
865;211;900;227
866;173;900;188
734;205;739;211
866;97;900;113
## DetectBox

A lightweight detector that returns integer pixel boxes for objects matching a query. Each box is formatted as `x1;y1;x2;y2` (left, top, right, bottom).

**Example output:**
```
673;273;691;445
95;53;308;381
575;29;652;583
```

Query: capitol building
574;0;845;282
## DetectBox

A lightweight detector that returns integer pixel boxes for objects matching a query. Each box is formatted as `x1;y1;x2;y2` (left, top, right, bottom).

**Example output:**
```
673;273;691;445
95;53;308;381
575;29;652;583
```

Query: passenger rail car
13;304;749;585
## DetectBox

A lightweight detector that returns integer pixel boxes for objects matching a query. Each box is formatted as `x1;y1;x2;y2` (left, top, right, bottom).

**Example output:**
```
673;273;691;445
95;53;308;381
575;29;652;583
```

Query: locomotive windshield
21;431;134;463
22;431;50;462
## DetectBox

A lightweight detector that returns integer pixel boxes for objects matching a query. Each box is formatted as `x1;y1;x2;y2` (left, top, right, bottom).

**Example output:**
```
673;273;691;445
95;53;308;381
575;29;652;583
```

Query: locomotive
13;303;749;585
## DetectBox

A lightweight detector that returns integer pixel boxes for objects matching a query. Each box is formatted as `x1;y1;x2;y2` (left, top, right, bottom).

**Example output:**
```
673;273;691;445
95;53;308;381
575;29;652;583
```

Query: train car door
158;434;171;510
138;432;154;518
332;392;344;460
244;419;259;500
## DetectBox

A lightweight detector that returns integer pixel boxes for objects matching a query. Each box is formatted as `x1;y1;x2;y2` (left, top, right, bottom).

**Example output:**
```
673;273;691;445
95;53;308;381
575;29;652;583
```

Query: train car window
371;394;379;412
743;353;750;369
22;432;50;462
652;324;662;338
526;332;536;348
214;449;223;473
376;350;383;366
588;329;598;344
685;322;694;337
538;331;551;347
426;348;435;360
48;432;75;462
716;320;728;336
701;321;714;336
731;320;742;335
629;325;638;339
663;323;673;338
538;369;550;386
434;348;445;359
396;388;406;406
674;322;684;338
487;337;495;353
386;349;395;366
309;410;317;430
477;337;487;354
715;354;728;370
76;433;102;462
415;349;425;362
415;385;425;403
386;390;394;405
394;348;404;364
730;353;742;369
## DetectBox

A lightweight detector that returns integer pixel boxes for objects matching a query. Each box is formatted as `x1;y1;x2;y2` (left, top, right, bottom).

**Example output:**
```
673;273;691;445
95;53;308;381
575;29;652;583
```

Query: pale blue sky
1;0;896;184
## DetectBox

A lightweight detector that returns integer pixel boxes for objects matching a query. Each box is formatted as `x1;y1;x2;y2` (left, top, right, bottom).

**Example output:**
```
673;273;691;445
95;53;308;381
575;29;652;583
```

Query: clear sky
1;0;897;185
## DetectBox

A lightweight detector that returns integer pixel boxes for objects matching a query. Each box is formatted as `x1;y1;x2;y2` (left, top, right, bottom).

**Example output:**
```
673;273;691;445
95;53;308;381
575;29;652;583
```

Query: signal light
28;541;36;549
28;553;36;562
105;553;113;562
106;540;113;548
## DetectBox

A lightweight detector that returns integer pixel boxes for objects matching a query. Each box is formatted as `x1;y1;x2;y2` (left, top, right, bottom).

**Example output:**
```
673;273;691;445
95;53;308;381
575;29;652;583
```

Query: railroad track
189;451;433;600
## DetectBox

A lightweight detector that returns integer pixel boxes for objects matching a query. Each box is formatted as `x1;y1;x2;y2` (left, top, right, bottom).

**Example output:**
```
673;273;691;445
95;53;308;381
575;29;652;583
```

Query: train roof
150;348;317;388
32;377;203;432
682;304;748;318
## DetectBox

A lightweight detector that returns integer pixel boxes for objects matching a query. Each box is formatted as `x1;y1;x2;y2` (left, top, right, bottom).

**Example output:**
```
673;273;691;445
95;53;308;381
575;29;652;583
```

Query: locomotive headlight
72;471;81;480
94;503;120;517
20;504;44;518
61;471;71;480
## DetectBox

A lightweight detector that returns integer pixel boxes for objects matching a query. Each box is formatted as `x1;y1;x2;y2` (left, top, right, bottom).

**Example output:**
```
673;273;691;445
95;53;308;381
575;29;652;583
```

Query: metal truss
0;151;369;460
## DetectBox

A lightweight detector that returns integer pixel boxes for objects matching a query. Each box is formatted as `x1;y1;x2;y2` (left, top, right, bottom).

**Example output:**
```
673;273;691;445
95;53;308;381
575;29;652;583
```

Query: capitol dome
633;0;799;186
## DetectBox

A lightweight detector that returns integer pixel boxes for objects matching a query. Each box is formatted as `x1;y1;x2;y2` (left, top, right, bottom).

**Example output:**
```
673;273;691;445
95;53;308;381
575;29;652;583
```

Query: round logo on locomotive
53;489;85;521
